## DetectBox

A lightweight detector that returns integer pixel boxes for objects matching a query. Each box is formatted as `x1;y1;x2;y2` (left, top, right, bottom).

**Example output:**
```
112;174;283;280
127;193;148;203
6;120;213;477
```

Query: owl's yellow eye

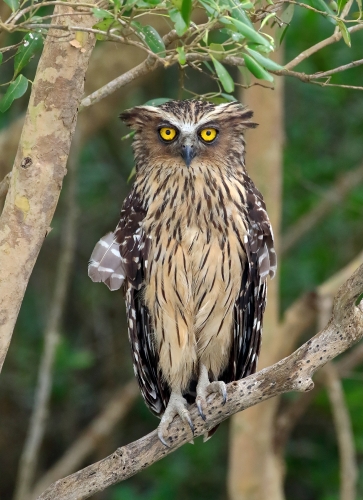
199;128;218;142
159;127;177;141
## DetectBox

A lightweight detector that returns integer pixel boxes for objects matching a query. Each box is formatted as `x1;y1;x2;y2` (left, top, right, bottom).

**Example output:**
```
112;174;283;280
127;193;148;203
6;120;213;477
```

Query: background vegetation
0;0;362;499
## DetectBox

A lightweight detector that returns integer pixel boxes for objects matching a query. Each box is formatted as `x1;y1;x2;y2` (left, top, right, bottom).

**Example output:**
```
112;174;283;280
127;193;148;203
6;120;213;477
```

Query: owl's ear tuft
120;106;161;130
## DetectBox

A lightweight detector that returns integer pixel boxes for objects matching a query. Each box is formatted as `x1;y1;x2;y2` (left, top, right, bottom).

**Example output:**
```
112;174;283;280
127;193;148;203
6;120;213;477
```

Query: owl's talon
196;398;206;421
157;391;193;446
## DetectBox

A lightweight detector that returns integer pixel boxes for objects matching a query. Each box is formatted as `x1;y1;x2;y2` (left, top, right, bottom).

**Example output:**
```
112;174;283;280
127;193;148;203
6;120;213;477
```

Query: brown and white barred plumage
89;100;276;435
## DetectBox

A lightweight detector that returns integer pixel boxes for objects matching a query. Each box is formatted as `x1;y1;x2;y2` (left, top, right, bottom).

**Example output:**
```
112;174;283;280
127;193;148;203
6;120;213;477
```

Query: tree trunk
228;38;284;500
0;2;96;372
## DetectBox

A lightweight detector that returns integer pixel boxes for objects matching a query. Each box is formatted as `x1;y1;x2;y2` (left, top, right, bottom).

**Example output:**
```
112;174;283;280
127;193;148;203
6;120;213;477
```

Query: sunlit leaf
211;56;235;93
246;47;284;70
243;53;274;82
169;8;188;36
224;18;273;49
93;18;121;40
132;22;166;57
309;0;337;23
4;0;19;11
181;0;192;26
176;46;186;64
92;8;114;18
337;19;351;45
0;75;28;113
14;32;43;78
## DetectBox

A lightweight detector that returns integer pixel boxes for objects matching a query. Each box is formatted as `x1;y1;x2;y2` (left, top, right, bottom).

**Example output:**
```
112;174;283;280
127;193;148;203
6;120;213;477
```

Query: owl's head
120;99;257;169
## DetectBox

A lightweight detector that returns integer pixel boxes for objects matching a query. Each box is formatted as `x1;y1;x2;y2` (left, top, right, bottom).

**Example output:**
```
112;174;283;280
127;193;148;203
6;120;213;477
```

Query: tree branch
0;1;97;373
30;380;139;500
13;139;81;500
281;162;363;256
37;264;363;500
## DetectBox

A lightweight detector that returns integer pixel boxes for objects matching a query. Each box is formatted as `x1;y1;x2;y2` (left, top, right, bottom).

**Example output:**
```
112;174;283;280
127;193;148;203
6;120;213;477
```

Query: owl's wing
88;190;169;417
222;181;276;383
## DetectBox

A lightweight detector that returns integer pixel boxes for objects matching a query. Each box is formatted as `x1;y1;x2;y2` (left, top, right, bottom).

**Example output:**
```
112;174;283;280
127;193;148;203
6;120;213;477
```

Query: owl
88;100;276;445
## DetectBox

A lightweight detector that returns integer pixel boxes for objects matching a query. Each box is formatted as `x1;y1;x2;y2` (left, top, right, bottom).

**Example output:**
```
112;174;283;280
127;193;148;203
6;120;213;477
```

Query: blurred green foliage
0;1;363;499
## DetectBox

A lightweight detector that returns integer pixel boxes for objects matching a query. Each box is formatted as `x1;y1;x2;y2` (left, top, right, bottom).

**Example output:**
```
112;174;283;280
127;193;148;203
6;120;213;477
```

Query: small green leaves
176;46;186;64
14;32;43;78
246;47;284;71
181;0;193;26
309;0;337;23
226;0;254;28
4;0;19;11
132;22;166;56
0;75;28;113
92;8;114;18
275;4;294;47
225;17;273;50
243;53;274;82
169;8;188;36
211;56;235;93
337;19;351;45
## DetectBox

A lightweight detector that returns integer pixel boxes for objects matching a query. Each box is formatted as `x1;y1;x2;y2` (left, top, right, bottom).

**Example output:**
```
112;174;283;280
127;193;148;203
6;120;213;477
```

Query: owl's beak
181;144;196;167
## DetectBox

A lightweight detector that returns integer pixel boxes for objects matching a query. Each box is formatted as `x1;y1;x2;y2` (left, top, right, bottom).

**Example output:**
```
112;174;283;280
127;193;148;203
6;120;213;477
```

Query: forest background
0;0;363;499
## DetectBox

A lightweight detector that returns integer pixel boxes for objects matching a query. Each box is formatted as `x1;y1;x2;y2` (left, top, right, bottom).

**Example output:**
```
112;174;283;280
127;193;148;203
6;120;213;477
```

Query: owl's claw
196;364;228;421
157;391;194;447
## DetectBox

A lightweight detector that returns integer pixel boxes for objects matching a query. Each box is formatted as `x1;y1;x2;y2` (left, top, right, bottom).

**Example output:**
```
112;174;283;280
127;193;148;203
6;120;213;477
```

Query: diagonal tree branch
0;1;97;373
13;139;81;500
37;264;363;500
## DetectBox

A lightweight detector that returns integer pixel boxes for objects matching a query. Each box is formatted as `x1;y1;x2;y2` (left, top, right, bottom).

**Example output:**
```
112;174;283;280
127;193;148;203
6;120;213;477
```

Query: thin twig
285;24;363;70
281;162;363;256
30;380;139;500
13;141;80;500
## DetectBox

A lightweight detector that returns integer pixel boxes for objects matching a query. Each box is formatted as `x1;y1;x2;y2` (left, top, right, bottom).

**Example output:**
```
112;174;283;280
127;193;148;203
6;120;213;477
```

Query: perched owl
88;100;276;445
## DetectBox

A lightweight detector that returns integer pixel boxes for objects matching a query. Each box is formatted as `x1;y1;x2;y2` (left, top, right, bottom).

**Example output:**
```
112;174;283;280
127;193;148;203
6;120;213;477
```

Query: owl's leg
158;390;194;447
196;364;227;421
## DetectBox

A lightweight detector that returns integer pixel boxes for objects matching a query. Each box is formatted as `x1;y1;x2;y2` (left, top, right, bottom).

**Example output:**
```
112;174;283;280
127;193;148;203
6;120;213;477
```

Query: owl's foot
196;364;227;422
158;391;194;447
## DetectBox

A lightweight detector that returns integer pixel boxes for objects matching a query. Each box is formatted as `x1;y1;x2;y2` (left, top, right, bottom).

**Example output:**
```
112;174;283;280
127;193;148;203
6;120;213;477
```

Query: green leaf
275;4;294;47
14;32;43;78
93;18;121;40
238;65;251;85
246;47;284;70
357;0;362;17
225;18;273;49
4;0;19;11
337;19;351;45
127;166;136;182
309;0;337;23
181;0;192;26
226;0;254;28
92;8;114;18
132;23;166;57
209;42;225;60
243;53;274;82
0;53;3;66
176;46;186;64
211;56;234;93
143;98;172;106
169;8;188;36
0;75;28;113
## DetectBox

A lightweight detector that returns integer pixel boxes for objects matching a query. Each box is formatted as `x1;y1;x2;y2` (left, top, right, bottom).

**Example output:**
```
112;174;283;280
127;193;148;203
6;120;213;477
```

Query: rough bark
228;31;284;500
0;2;97;372
37;264;363;500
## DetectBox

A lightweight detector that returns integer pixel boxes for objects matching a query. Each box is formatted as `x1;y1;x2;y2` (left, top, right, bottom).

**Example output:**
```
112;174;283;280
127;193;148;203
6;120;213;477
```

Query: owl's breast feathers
89;161;276;416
